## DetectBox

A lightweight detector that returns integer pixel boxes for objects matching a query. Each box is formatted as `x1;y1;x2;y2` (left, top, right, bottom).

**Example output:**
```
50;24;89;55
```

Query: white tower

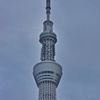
33;0;62;100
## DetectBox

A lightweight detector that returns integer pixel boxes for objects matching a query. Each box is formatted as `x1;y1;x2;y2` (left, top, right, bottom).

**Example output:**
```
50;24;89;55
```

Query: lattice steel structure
33;0;62;100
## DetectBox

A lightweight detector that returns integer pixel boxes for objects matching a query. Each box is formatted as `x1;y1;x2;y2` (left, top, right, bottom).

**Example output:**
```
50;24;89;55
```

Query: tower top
41;0;54;33
46;0;51;20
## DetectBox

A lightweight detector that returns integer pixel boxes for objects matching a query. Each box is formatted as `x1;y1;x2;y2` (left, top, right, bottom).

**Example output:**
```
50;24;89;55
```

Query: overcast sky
0;0;100;100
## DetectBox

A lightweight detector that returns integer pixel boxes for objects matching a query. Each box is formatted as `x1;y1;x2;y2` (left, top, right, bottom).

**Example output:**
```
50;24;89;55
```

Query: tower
33;0;62;100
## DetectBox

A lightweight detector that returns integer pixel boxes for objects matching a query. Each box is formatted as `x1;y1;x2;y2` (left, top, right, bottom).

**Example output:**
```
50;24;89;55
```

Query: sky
0;0;100;100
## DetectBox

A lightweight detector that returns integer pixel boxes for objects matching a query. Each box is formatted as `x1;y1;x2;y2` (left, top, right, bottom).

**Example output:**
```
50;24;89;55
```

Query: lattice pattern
39;81;56;100
41;38;55;61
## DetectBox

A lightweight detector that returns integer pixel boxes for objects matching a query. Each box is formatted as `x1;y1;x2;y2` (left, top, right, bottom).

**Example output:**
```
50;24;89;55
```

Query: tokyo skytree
33;0;62;100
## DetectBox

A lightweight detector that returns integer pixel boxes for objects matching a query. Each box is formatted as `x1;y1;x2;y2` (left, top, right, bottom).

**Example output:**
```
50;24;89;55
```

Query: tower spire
39;0;57;61
42;0;53;33
46;0;51;20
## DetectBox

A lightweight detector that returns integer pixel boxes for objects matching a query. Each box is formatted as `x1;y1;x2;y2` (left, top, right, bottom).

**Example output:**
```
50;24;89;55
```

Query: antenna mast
46;0;51;20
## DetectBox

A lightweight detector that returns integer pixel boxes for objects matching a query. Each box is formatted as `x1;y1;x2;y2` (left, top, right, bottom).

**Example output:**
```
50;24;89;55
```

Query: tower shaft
39;81;56;100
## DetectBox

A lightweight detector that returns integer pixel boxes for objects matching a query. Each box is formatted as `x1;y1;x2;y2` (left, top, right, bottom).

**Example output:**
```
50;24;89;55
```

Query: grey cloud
0;0;100;100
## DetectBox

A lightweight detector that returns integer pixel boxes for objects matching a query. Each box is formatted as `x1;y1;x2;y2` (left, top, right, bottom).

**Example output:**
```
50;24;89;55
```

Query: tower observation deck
33;0;62;100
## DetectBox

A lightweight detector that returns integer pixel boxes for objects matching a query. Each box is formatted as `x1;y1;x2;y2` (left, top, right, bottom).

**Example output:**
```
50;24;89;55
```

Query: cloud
0;0;100;100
